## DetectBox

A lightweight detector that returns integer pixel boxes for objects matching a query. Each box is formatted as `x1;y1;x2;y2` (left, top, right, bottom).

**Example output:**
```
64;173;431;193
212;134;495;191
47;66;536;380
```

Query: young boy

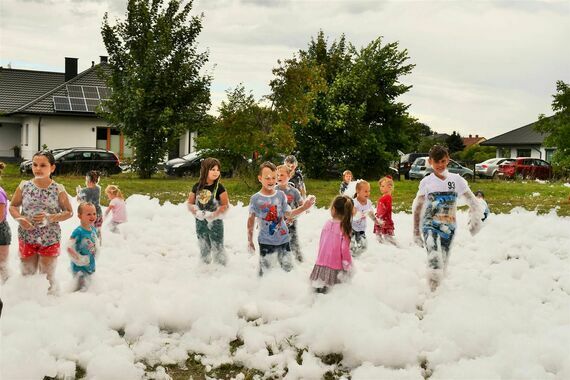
339;170;353;195
284;155;307;199
67;202;98;291
247;162;314;275
475;190;490;221
276;164;305;262
413;145;483;291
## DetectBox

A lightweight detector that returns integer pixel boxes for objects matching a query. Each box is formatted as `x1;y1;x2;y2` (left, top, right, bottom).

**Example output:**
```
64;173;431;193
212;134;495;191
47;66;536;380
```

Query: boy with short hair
67;202;98;291
284;155;307;198
247;162;314;275
276;164;305;262
413;145;483;291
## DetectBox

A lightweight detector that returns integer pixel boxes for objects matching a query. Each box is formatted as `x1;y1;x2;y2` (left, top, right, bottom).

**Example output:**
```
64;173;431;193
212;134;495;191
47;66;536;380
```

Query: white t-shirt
351;198;374;232
418;172;468;197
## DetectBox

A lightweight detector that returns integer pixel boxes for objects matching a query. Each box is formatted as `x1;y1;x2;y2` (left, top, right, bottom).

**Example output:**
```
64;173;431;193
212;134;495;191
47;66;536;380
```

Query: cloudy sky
2;0;569;138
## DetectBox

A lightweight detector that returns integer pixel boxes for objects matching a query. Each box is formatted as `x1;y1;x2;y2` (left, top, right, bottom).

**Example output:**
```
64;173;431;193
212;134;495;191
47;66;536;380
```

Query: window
545;149;556;162
516;148;531;157
499;147;510;158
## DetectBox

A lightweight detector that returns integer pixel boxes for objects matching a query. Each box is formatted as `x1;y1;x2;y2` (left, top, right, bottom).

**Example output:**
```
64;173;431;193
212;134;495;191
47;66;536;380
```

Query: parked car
409;157;474;180
20;147;121;176
399;152;428;179
475;157;512;178
164;150;250;177
497;157;553;180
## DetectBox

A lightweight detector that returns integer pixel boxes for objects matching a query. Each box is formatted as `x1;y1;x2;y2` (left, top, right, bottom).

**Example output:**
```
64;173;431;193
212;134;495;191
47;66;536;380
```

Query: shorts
0;220;11;245
258;242;293;275
19;240;60;259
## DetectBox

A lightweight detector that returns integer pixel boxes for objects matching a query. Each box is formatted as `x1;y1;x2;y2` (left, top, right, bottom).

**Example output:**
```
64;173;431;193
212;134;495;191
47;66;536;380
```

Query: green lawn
1;163;569;215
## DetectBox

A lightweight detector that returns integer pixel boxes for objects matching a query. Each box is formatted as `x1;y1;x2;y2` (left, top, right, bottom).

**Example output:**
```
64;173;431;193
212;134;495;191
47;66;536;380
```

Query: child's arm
49;191;73;223
104;203;114;219
0;203;5;223
246;213;256;253
285;195;315;219
209;191;229;219
66;238;90;266
187;192;198;215
412;194;425;247
9;186;33;230
463;190;484;236
341;236;352;271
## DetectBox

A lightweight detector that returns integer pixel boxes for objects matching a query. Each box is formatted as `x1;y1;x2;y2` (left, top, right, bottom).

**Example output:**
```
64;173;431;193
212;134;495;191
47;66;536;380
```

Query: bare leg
38;256;58;293
0;245;9;283
21;255;39;276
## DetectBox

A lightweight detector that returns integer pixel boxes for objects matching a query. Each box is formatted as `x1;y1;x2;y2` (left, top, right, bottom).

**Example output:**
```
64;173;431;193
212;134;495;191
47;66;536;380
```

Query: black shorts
0;220;11;245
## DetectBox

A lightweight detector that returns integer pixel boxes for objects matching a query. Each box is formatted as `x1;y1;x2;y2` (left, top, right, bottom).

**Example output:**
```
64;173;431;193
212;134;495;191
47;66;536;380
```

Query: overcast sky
2;0;569;138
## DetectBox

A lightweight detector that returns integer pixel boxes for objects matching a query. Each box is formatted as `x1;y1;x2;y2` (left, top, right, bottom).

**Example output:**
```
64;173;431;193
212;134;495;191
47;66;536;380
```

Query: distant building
480;120;556;162
462;134;486;148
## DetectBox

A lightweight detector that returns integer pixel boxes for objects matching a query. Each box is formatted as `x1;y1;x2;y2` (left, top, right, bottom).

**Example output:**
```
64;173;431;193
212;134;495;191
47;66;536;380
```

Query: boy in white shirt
413;145;483;291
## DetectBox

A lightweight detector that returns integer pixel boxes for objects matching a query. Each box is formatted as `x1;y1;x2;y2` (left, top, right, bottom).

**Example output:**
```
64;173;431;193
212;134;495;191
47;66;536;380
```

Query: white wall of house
496;146;557;161
0;122;21;157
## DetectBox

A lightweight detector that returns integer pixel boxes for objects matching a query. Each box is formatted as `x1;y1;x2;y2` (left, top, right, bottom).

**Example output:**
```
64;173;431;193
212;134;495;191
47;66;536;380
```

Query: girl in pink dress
310;195;354;293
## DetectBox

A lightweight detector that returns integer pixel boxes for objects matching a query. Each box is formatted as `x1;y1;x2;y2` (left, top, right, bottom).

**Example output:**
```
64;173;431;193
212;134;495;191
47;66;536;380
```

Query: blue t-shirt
248;191;291;245
70;225;98;274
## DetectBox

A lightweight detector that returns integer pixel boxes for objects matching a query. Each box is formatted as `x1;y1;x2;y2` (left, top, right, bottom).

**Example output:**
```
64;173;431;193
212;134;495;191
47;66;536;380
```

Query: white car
475;158;511;178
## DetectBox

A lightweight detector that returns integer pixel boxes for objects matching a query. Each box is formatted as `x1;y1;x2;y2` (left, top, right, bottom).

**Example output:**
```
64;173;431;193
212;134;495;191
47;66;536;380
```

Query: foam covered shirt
70;225;98;274
351;198;374;232
0;186;8;220
248;190;291;245
417;173;469;239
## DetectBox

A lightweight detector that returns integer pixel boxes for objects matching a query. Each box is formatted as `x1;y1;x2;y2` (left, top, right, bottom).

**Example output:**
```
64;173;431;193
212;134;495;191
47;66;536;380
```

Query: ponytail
331;195;353;238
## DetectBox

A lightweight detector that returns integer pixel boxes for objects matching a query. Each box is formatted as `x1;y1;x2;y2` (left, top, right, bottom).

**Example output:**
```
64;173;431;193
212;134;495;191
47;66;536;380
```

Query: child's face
105;190;114;199
429;156;450;176
380;180;393;195
258;167;277;192
207;165;220;183
32;155;55;179
285;162;297;172
277;169;290;186
356;183;370;200
79;205;97;226
343;173;352;183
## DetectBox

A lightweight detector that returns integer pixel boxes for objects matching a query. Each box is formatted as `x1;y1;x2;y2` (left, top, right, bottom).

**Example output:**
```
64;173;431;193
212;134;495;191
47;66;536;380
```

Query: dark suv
20;148;121;176
399;152;428;179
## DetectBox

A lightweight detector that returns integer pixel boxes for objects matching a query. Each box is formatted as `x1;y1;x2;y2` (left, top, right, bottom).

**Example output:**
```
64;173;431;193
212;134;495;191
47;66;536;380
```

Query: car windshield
182;151;201;160
482;158;497;164
54;150;72;159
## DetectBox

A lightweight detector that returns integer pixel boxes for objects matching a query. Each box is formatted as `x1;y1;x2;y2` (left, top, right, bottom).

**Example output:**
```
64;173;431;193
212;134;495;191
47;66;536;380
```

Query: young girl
351;180;377;256
0;162;11;283
339;170;353;195
310;195;354;293
187;157;229;265
104;185;127;233
276;164;305;262
77;171;103;240
9;151;73;292
374;175;396;245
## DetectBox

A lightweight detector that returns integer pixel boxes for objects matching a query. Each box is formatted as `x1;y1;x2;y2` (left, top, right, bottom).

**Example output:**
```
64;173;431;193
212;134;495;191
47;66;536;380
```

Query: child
310;195;354;293
374;175;396;245
351;180;377;257
413;145;483;291
284;155;307;198
276;164;305;262
0;162;11;283
187;157;229;265
247;162;314;276
339;170;353;195
9;151;73;292
475;190;490;221
76;170;103;240
104;185;127;233
67;202;98;291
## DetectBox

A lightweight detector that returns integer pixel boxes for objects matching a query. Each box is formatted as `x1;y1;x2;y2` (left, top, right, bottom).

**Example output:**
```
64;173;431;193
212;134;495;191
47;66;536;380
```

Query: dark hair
284;155;298;165
86;170;100;184
0;161;5;176
331;195;353;238
475;190;484;198
77;201;95;215
33;150;56;165
428;145;449;161
198;157;221;190
258;161;277;175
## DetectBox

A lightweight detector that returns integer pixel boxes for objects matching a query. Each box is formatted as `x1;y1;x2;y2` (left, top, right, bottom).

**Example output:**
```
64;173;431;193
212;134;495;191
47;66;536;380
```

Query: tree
269;31;415;178
101;0;211;178
196;85;296;167
445;131;465;153
535;80;570;168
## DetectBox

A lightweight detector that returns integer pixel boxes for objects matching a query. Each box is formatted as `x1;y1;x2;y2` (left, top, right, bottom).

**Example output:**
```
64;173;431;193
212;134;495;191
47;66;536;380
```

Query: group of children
0;151;127;293
0;145;486;298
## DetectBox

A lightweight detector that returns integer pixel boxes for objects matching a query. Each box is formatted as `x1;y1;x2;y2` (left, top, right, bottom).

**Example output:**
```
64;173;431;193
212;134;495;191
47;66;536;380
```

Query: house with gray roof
480;120;556;162
0;57;195;160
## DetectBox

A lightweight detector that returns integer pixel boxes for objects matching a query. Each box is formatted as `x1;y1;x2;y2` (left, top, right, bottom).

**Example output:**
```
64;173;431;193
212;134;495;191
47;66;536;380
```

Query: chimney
475;134;479;138
469;134;472;138
100;56;108;64
65;57;78;82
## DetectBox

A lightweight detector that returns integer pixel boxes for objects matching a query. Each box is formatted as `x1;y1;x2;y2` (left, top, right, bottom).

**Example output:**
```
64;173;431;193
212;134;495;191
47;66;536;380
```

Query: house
0;57;196;160
462;134;486;148
480;120;556;162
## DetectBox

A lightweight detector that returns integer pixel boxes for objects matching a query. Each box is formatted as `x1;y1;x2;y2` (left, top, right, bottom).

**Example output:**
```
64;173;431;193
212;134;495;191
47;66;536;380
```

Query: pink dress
310;219;352;286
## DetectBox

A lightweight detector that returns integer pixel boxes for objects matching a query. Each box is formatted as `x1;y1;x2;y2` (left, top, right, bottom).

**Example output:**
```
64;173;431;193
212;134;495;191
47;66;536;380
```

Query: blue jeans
258;242;293;276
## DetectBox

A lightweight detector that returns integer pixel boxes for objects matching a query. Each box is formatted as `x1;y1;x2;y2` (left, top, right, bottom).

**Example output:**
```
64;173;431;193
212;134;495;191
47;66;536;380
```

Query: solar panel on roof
53;96;71;111
85;99;101;112
69;97;87;111
66;85;84;98
98;87;111;99
83;86;99;99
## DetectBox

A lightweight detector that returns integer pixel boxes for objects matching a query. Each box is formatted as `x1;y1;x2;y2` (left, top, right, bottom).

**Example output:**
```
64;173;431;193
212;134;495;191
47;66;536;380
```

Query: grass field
1;163;569;216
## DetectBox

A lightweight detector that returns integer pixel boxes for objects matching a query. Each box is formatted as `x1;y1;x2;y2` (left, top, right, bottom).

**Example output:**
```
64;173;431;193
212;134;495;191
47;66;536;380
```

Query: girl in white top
104;185;127;233
350;180;377;257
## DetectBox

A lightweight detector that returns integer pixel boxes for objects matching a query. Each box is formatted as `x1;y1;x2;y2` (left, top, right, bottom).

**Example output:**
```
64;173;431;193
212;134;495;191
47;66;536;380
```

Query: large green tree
535;80;570;168
101;0;211;178
269;31;415;178
445;131;465;153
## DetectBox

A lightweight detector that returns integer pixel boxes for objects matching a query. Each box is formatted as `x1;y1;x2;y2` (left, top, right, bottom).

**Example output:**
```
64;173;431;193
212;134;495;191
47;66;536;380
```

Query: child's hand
247;241;255;254
468;218;483;236
304;195;316;209
17;217;34;230
413;232;424;248
342;260;351;272
195;210;206;220
67;247;89;266
204;211;216;222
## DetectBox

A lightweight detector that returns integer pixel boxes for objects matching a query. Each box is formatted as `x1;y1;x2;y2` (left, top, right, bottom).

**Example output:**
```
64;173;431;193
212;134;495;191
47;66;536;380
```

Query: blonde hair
354;180;370;198
105;185;124;199
342;170;353;179
276;164;292;176
378;176;394;187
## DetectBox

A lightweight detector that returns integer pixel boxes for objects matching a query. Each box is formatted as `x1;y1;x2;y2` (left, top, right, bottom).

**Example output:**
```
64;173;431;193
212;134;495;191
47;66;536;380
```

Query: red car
498;157;553;180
